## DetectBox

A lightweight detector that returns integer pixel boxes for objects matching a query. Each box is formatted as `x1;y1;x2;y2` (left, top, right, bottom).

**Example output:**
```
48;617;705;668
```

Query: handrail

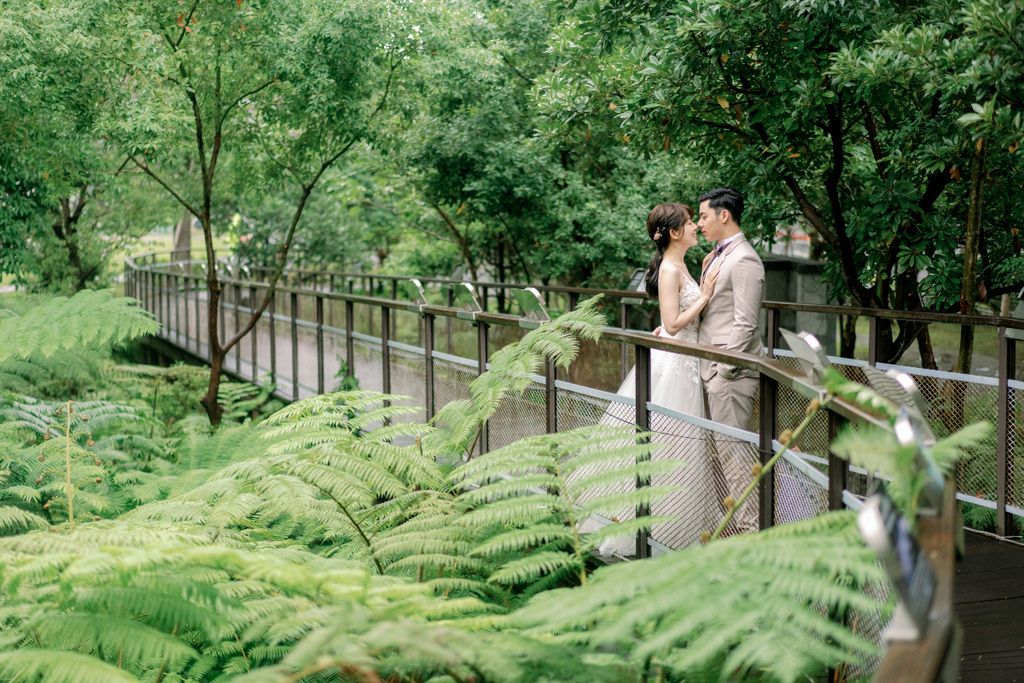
873;480;959;683
763;300;1024;331
127;249;1023;330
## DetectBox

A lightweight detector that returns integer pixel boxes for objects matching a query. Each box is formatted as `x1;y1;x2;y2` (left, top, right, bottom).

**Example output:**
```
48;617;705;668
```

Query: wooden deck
956;530;1024;682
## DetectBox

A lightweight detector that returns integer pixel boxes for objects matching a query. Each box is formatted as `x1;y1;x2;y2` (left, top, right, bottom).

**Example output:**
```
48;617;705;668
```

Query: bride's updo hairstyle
643;202;692;299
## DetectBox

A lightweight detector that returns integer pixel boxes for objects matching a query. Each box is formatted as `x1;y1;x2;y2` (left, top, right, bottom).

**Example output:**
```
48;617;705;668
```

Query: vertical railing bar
234;283;241;375
316;295;325;395
250;285;258;383
218;282;226;356
184;275;191;350
291;292;299;401
997;327;1015;536
620;301;629;383
391;279;398;340
828;411;848;511
545;359;557;434
424;313;435;420
165;270;171;338
329;274;336;328
158;271;165;337
446;287;454;355
269;289;277;387
477;321;489;456
635;344;652;559
381;305;392;426
174;273;181;345
194;275;201;356
758;378;778;530
868;316;878;367
345;300;355;382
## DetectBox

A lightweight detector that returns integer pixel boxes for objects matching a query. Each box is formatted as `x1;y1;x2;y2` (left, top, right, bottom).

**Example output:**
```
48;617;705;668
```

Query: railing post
234;283;241;375
997;327;1016;536
621;300;629;383
758;374;778;530
250;285;258;382
218;284;226;355
381;305;391;396
315;295;325;394
868;315;879;366
477;321;489;455
481;286;488;314
446;287;455;354
545;359;557;435
290;292;299;401
345;300;355;381
193;277;201;356
765;307;779;356
184;276;191;349
828;411;848;511
424;313;436;419
635;344;652;558
329;274;336;328
391;279;398;338
158;271;165;334
268;288;277;387
569;292;579;312
164;271;171;336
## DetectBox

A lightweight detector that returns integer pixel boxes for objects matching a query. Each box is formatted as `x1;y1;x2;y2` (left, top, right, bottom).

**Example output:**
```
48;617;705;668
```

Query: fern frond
0;290;159;363
0;650;140;683
486;550;582;586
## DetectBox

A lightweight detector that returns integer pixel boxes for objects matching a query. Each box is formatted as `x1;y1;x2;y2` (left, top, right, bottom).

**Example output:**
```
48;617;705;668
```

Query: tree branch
128;155;202;218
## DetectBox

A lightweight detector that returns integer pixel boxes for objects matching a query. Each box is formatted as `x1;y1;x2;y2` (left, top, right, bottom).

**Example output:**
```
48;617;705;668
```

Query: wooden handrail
873;480;959;682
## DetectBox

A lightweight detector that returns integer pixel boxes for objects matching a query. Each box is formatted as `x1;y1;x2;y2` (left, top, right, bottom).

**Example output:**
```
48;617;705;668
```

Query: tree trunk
200;280;225;426
954;138;987;375
840;313;858;358
173;210;192;272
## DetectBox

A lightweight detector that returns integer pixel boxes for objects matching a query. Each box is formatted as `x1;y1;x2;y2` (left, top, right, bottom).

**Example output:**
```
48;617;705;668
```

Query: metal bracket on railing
863;368;935;445
402;278;429;315
894;408;945;515
620;267;647;306
512;287;550;330
779;328;830;402
450;283;482;321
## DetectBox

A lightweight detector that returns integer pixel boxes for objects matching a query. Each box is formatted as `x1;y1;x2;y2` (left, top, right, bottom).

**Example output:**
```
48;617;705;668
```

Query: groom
696;187;765;534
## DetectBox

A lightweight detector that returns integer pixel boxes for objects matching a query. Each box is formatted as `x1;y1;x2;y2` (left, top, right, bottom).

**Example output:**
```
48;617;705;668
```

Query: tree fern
424;296;606;462
0;651;141;683
0;290;159;363
508;512;887;683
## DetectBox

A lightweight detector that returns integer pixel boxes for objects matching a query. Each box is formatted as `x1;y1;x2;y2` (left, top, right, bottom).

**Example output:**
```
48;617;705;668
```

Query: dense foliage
0;288;990;682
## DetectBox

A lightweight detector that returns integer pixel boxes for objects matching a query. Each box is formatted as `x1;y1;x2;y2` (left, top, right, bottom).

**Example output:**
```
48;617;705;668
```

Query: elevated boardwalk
126;254;1024;681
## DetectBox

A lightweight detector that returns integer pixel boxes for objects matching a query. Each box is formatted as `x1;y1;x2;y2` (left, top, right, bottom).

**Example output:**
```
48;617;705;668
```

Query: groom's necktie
704;242;726;284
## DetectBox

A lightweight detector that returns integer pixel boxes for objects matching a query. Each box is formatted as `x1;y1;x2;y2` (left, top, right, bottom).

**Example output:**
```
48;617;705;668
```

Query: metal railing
125;251;1016;681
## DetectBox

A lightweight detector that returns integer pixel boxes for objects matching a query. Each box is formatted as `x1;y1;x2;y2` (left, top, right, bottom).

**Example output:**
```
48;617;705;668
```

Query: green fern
508;512;887;683
425;296;605;462
0;290;159;363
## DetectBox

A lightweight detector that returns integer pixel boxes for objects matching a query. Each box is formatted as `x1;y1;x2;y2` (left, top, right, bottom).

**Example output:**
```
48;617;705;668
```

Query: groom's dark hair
698;187;743;226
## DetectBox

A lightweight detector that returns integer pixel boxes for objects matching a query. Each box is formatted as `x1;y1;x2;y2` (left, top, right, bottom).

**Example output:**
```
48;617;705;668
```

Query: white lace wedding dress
591;277;718;554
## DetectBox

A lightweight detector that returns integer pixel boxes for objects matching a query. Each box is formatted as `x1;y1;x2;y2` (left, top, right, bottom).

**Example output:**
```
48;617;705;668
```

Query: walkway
956;531;1024;682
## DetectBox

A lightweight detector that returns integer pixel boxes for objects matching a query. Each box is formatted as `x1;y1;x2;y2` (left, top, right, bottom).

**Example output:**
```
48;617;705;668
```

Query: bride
591;203;720;554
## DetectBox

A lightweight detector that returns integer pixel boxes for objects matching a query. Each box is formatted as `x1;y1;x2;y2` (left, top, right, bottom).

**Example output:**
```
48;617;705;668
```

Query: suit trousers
705;372;759;534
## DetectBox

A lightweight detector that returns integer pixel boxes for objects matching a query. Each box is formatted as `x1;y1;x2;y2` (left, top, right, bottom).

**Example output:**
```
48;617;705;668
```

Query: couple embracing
642;187;765;537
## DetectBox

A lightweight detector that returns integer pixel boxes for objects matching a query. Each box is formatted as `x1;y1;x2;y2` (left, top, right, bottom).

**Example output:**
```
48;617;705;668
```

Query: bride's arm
659;266;718;336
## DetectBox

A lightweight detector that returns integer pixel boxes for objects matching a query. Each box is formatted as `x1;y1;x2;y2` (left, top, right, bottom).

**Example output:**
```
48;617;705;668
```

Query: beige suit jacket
698;234;765;382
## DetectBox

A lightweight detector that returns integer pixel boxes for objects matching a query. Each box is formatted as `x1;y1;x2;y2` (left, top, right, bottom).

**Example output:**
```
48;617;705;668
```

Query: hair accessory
653;230;662;241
